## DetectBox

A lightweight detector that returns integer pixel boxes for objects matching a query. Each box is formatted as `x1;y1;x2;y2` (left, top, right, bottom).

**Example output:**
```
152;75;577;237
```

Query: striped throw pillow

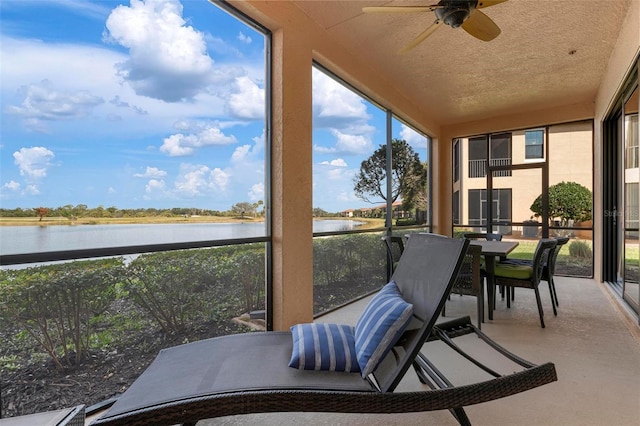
288;323;360;373
354;281;413;377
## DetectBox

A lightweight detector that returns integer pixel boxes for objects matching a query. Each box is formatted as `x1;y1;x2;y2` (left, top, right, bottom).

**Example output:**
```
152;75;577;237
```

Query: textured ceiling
292;0;631;126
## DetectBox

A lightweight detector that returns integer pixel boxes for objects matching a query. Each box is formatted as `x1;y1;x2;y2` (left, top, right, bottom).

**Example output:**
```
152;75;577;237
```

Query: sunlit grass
505;238;596;265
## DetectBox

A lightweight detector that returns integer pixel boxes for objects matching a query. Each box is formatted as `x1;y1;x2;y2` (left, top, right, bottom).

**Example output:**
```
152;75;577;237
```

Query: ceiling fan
363;0;508;53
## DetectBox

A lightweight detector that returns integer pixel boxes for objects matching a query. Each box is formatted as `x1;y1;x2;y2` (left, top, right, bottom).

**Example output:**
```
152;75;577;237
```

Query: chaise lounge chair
90;233;557;426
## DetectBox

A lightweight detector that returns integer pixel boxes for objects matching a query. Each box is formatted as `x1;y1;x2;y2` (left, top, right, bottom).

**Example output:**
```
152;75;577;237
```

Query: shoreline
0;216;384;229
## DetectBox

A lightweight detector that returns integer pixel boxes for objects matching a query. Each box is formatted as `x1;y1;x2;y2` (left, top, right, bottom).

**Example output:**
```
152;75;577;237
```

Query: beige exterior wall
548;122;593;189
457;121;593;235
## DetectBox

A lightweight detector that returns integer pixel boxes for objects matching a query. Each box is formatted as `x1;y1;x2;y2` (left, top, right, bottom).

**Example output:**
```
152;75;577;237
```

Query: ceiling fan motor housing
434;0;478;28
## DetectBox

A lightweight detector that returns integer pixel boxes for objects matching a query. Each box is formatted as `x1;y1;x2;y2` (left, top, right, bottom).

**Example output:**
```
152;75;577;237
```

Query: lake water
0;220;365;256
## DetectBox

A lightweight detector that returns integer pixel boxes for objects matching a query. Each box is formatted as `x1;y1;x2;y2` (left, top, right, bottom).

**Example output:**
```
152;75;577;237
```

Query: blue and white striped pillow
288;323;360;373
354;281;413;377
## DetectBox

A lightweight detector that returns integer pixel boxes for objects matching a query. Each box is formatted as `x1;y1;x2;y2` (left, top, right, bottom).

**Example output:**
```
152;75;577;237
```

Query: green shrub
569;240;592;259
0;259;123;371
211;244;265;316
396;218;417;226
313;238;344;286
530;181;592;226
125;250;221;334
227;247;265;314
123;246;264;334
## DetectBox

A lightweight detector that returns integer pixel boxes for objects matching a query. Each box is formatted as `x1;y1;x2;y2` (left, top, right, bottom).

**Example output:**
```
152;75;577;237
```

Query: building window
453;139;460;183
625;114;639;169
489;133;512;177
625;182;639;231
525;130;544;159
468;188;512;227
453;190;460;225
468;134;512;178
468;136;488;178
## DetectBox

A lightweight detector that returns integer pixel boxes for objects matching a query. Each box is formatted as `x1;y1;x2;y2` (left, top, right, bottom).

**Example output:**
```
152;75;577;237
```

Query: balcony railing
468;158;512;178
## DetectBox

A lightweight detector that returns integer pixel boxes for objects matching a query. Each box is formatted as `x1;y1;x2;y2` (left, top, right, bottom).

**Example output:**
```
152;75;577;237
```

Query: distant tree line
1;203;340;219
1;205;233;219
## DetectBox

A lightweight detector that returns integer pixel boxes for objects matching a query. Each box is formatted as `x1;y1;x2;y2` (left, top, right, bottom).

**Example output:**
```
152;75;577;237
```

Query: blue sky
0;0;427;213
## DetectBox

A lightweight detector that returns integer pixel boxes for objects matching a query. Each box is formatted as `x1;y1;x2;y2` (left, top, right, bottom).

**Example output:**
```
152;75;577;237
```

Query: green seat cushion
494;263;533;280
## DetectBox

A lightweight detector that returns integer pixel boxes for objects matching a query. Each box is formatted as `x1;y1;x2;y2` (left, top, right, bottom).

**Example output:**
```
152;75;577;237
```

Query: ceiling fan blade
461;9;501;41
362;6;438;13
476;0;508;9
399;19;443;54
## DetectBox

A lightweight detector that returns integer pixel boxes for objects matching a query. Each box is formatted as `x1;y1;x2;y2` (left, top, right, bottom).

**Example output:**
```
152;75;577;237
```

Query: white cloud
174;167;207;196
333;130;372;154
321;162;356;181
145;178;167;195
170;164;230;197
327;168;347;180
6;80;104;132
0;36;221;135
1;37;125;96
7;0;114;20
312;68;369;124
104;0;215;102
208;168;230;192
0;30;252;138
134;166;167;178
319;158;347;167
248;182;263;201
312;163;361;209
314;130;373;155
400;124;428;151
160;122;237;156
227;76;265;119
237;31;252;44
160;134;195;156
13;147;55;179
2;181;21;192
311;68;376;156
24;184;40;195
231;144;251;163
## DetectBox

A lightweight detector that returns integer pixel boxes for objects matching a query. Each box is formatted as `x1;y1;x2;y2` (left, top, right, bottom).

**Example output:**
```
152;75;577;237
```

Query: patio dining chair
381;235;405;282
461;231;508;300
441;243;485;329
544;237;570;307
90;234;557;426
500;237;570;309
493;238;558;328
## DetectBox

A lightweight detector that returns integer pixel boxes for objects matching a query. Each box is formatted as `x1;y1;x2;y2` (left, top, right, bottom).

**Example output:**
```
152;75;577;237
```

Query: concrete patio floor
204;276;640;426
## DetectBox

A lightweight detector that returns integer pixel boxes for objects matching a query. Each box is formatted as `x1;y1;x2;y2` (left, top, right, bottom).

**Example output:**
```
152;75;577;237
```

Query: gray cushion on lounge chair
103;332;373;419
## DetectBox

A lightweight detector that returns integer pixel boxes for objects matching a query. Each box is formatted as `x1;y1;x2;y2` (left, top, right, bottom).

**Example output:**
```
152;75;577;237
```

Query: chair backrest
547;237;569;276
372;233;469;393
381;236;405;281
452;243;482;294
532;238;558;284
462;232;502;241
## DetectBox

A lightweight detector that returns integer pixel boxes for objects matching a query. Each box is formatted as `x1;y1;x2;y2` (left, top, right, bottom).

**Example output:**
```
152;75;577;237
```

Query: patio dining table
469;240;519;320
